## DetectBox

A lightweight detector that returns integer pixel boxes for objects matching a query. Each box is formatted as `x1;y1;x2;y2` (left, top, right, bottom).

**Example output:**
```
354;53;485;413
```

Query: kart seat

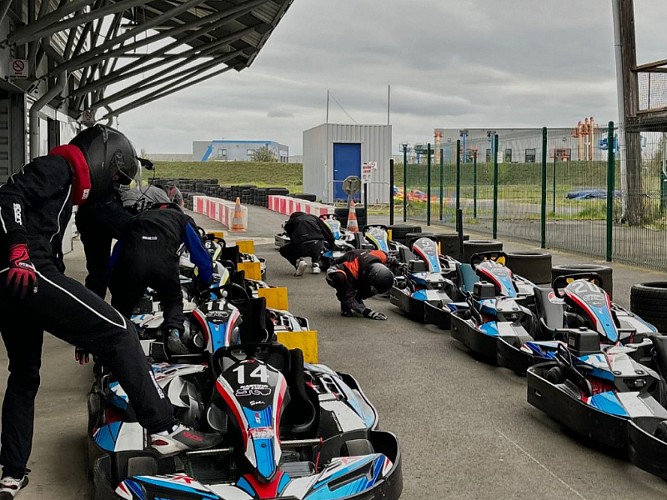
534;287;564;339
281;348;318;437
236;297;272;343
217;245;240;265
457;263;479;294
398;246;417;264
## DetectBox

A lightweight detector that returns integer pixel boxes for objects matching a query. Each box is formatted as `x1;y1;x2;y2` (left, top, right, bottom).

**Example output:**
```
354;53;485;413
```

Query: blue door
333;143;361;201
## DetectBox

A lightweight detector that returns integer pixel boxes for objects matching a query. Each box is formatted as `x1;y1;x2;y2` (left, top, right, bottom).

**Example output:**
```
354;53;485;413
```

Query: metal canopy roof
0;0;294;122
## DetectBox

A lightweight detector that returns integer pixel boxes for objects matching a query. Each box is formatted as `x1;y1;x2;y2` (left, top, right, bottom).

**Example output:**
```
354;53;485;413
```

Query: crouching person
325;249;394;320
279;211;335;276
109;202;213;355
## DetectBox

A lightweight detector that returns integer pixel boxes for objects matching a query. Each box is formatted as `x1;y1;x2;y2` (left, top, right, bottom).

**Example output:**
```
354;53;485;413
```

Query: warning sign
9;59;27;78
362;161;377;182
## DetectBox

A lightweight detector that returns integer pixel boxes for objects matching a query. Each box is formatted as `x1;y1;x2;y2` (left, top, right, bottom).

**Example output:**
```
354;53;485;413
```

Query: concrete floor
2;205;667;499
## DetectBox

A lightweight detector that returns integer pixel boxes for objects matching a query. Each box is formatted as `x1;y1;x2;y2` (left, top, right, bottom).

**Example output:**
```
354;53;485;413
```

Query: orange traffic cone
231;197;246;232
346;200;359;233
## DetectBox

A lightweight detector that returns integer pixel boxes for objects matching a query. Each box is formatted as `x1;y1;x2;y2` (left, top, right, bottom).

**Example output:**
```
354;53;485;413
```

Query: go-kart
527;329;667;481
389;236;459;328
448;251;539;372
89;292;402;499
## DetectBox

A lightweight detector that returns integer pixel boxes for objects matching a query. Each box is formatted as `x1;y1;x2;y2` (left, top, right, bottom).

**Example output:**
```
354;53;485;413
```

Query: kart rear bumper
497;338;535;375
390;287;450;328
450;313;497;362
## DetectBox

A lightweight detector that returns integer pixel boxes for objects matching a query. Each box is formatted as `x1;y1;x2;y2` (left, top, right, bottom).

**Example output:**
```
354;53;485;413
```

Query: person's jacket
334;249;388;299
111;204;213;284
284;211;335;247
0;155;79;271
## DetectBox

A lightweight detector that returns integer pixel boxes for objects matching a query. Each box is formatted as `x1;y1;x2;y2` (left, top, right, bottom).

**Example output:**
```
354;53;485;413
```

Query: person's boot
294;258;307;277
0;474;29;499
151;424;222;457
166;329;189;355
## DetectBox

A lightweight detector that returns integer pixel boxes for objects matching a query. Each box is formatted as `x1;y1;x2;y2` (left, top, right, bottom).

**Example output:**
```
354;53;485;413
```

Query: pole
492;134;499;239
540;127;547;248
606;121;616;262
326;89;329;124
456;140;461;215
439;148;444;221
403;145;407;222
389;158;395;224
457;209;464;260
387;84;391;125
552;157;556;214
426;143;432;226
473;151;478;219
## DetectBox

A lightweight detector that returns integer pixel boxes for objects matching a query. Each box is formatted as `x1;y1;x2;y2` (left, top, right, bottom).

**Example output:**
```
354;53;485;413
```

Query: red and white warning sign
362;161;377;182
9;59;27;78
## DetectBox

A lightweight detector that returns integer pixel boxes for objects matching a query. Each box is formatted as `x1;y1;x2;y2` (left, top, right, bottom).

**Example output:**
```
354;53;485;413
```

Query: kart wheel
506;251;552;285
342;438;375;457
545;366;565;384
551;264;613;298
435;233;469;260
654;420;667;442
463;240;503;264
630;282;667;332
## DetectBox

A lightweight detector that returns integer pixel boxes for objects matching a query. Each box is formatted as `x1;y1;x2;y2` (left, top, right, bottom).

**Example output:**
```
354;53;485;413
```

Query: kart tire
551;264;613;299
342;438;375;457
654;420;667;442
462;240;503;264
506;251;552;285
387;224;422;244
545;365;564;384
630;282;667;332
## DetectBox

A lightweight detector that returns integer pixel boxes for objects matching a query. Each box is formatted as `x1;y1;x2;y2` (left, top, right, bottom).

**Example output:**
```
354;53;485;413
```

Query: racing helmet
70;124;139;202
366;262;394;295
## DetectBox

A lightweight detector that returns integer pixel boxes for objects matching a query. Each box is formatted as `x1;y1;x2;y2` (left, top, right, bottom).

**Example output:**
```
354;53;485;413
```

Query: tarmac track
3;204;667;499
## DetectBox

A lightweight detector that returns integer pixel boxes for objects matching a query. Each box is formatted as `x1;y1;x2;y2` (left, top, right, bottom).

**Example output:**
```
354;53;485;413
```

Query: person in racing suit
325;249;395;320
109;202;213;355
0;125;220;498
279;211;335;276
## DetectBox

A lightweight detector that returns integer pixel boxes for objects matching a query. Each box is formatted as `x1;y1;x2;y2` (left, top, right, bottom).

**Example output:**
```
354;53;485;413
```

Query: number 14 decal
233;364;269;384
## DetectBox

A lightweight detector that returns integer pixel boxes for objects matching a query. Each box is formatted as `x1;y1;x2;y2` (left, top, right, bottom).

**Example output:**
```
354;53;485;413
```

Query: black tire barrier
506;251;552;284
551;264;613;298
462;240;503;264
631;282;667;332
334;206;367;228
434;233;469;260
292;193;317;202
387;224;422;244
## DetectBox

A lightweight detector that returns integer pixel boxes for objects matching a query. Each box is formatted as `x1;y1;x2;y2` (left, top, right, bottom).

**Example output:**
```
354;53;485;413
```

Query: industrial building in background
193;139;289;162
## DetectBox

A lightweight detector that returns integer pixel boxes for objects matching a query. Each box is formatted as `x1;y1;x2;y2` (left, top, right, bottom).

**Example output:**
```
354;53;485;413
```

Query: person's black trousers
279;240;323;267
110;261;185;333
0;263;176;477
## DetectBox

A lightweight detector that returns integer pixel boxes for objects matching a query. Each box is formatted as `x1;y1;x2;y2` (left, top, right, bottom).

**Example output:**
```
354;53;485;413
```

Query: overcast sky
116;0;667;157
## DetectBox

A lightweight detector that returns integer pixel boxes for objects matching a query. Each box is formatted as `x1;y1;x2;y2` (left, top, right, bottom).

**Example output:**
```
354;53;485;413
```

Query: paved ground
3;205;667;499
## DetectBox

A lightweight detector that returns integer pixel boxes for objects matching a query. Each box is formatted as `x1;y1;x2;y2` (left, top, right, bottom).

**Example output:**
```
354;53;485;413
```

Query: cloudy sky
117;0;667;157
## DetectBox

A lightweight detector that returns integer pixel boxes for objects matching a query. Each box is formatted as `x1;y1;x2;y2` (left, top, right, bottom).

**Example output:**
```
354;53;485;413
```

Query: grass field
150;161;304;193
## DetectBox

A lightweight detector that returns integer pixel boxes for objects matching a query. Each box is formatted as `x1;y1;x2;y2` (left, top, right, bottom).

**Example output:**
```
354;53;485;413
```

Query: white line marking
497;430;588;500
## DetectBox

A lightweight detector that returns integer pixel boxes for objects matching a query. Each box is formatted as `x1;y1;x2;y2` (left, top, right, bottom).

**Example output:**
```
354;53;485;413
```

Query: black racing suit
0;155;176;478
279;212;334;267
325;249;389;314
109;204;213;333
75;187;131;298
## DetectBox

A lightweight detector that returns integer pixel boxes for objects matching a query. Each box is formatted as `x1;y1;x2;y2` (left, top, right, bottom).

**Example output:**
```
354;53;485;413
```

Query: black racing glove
363;309;387;320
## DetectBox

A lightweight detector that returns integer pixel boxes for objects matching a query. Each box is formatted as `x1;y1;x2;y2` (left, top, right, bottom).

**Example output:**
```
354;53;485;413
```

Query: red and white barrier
192;195;248;230
268;195;335;217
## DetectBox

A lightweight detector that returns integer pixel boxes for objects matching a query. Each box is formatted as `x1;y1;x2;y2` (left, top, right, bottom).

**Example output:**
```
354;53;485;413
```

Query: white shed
303;123;392;204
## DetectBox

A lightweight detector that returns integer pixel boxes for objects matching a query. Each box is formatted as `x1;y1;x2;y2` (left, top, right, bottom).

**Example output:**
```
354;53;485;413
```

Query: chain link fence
394;124;667;271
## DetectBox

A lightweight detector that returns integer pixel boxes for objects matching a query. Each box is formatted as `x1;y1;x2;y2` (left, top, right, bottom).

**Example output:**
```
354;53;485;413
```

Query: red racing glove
6;243;38;299
75;347;90;365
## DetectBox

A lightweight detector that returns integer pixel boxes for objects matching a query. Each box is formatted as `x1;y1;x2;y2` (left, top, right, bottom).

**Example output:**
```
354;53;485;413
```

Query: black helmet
70;124;139;202
366;262;394;295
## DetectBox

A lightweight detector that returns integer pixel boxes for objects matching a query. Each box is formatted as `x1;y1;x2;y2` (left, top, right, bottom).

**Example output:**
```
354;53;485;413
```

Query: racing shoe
311;263;321;274
165;329;189;355
0;475;28;499
151;424;222;457
294;258;308;277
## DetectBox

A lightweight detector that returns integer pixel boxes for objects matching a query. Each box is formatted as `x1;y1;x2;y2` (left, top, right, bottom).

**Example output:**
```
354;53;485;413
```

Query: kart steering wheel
319;213;338;221
469;251;508;270
552;272;603;299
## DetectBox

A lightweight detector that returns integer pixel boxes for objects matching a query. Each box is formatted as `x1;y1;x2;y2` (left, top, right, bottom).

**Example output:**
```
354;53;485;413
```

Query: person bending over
279;211;335;276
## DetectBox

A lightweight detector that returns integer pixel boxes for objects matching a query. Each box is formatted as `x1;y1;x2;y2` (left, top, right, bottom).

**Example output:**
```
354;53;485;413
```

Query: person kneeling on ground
0;125;219;499
109;201;213;355
325;249;395;320
280;211;335;276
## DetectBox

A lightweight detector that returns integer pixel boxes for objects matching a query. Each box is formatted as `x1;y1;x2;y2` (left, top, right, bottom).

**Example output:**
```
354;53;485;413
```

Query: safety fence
192;195;248;231
393;123;667;270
